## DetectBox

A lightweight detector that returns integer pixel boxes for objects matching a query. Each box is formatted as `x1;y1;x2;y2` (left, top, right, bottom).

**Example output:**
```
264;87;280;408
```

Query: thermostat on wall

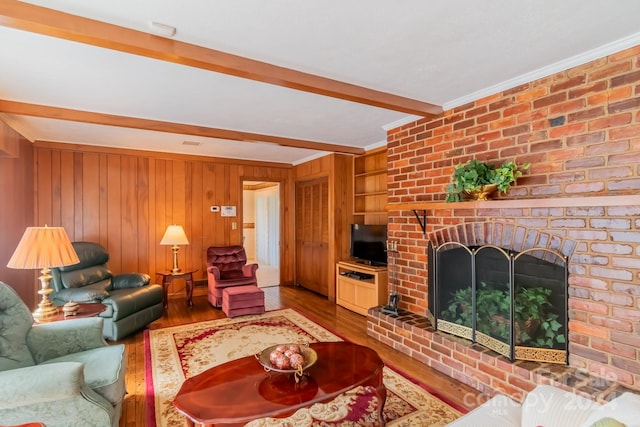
221;206;236;217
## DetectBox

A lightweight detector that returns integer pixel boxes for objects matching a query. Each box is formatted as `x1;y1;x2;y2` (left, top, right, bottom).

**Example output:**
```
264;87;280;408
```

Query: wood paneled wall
0;130;355;308
0;122;36;307
33;142;295;290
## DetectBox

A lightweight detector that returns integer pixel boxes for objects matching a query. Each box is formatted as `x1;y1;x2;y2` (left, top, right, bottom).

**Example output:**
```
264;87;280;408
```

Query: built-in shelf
355;169;386;178
355;191;387;197
354;210;387;215
354;148;387;225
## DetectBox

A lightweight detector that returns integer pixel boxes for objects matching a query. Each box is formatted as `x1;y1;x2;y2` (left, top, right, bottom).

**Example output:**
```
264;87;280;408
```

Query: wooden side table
156;269;197;309
45;302;107;323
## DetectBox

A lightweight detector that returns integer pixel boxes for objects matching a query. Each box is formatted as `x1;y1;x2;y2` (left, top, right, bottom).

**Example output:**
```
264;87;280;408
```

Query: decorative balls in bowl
256;343;317;381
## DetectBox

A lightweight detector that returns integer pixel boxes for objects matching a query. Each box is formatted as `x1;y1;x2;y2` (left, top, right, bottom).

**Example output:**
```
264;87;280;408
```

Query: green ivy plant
441;286;473;327
440;281;565;349
445;159;530;202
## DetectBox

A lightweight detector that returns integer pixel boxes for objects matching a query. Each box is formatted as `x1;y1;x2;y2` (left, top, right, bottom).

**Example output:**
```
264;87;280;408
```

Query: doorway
243;181;280;287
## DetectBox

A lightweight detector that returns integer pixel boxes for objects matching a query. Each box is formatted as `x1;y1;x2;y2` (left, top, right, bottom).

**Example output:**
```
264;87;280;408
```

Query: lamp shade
7;226;80;269
160;225;189;246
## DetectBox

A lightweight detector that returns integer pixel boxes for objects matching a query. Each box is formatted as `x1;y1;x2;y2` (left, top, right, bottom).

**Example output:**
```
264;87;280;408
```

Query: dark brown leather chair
206;246;258;307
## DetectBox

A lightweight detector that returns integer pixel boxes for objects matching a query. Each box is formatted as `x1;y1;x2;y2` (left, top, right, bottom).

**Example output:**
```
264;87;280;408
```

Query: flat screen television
350;224;387;266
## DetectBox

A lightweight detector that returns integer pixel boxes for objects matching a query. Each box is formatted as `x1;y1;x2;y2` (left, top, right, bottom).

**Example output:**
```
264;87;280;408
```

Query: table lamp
7;225;80;322
160;225;189;273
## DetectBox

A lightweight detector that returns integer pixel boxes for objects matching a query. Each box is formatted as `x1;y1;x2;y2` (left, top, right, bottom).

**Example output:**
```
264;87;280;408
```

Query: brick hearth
370;43;640;400
367;307;636;403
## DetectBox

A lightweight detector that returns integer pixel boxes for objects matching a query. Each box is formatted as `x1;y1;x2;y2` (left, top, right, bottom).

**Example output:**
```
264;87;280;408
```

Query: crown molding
443;32;640;111
291;151;332;166
381;115;423;132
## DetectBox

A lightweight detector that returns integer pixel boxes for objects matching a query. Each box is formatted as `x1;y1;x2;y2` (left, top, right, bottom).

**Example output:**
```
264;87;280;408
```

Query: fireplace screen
427;241;568;364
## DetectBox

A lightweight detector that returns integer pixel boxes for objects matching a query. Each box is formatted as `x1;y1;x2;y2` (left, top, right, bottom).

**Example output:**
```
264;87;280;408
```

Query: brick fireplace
367;44;640;402
427;221;570;364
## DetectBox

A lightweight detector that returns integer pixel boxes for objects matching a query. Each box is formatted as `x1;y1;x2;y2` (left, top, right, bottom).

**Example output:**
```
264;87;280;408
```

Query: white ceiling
2;0;640;164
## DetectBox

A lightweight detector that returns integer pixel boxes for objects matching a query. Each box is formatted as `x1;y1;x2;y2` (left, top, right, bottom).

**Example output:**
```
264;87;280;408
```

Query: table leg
162;276;171;309
377;385;387;426
186;274;194;307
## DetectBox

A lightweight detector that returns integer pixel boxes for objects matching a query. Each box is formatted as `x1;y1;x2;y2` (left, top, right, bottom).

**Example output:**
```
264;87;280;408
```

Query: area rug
145;308;462;426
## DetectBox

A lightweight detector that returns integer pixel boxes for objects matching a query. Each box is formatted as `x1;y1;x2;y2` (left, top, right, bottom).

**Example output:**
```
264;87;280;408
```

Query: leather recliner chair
50;241;164;340
0;282;126;427
206;245;259;307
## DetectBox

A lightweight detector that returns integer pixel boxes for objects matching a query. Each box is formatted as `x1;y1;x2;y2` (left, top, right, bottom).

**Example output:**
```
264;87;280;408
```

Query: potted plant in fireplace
445;159;530;202
441;282;565;348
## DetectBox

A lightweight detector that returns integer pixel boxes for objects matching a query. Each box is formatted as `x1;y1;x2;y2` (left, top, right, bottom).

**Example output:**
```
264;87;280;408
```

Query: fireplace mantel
386;195;640;211
387;195;640;235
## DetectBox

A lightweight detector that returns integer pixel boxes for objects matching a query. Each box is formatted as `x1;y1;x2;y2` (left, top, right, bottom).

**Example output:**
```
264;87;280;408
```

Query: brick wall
375;45;640;394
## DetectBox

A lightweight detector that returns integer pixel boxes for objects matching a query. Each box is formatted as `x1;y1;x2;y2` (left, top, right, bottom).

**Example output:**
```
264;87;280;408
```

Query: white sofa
447;384;640;427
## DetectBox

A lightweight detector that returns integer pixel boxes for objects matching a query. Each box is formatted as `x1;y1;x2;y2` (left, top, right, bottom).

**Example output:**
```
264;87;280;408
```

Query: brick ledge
367;306;635;403
386;194;640;211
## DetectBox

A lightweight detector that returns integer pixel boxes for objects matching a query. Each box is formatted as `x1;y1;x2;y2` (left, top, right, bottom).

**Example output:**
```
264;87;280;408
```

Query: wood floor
117;285;482;426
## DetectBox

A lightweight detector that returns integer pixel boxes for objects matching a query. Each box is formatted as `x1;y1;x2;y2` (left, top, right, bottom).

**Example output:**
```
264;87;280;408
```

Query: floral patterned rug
144;308;462;426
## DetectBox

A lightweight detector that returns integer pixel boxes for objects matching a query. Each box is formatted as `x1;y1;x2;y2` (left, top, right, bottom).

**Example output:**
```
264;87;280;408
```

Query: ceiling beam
0;100;365;155
0;0;442;118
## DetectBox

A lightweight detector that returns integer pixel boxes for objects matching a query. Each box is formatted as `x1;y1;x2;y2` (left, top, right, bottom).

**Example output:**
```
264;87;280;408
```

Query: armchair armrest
26;317;107;363
207;265;221;280
242;263;259;277
0;362;114;426
0;362;87;407
112;272;150;289
53;286;109;303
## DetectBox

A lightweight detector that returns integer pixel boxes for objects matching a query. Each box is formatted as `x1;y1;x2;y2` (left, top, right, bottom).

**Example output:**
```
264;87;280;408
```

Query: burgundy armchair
206;246;259;307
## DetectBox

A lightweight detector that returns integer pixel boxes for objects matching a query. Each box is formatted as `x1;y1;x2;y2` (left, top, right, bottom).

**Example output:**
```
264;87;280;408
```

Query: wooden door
295;177;329;296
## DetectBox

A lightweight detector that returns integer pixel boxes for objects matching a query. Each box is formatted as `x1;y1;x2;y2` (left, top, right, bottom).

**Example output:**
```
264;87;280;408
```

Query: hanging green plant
445;159;530;202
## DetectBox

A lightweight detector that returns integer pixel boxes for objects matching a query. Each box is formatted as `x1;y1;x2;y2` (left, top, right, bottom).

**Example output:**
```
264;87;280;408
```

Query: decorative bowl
255;343;317;382
62;301;80;317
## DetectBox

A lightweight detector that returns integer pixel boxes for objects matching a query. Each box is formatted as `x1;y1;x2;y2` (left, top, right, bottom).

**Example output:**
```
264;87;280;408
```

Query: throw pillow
581;392;640;427
590;418;626;427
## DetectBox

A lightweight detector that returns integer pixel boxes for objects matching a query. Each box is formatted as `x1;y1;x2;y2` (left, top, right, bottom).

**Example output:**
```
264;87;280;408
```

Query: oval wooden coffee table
173;341;386;426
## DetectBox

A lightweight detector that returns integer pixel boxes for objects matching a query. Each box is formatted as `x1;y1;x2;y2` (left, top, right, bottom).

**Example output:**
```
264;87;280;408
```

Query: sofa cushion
521;385;598;427
445;395;521;427
589;418;627;427
0;283;35;371
60;265;113;289
220;269;246;280
59;241;110;271
207;246;248;272
0;362;114;419
52;279;112;303
103;285;164;321
215;276;258;287
40;344;126;406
